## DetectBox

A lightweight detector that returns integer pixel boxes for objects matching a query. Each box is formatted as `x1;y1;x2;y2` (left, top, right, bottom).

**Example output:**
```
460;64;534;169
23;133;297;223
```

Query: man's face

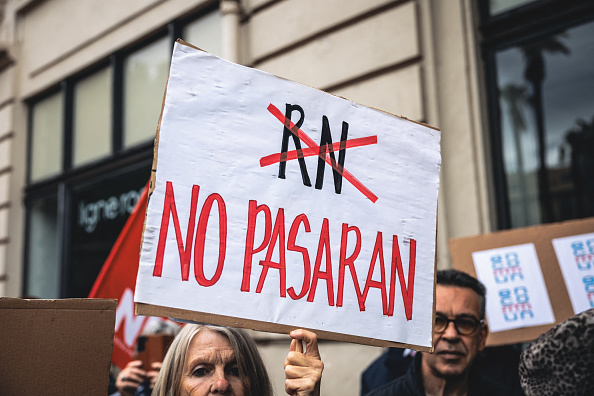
421;285;488;379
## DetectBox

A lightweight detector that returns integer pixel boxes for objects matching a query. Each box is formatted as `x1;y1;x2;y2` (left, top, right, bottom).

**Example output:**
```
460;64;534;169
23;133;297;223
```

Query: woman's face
180;329;245;396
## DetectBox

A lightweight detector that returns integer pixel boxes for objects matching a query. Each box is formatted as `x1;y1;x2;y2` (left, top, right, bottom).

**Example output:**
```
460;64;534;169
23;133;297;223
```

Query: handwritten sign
552;232;594;313
472;243;554;332
134;41;441;349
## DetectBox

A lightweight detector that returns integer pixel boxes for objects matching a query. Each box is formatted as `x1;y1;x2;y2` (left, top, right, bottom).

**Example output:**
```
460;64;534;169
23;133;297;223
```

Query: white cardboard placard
472;243;555;332
134;42;441;348
552;232;594;314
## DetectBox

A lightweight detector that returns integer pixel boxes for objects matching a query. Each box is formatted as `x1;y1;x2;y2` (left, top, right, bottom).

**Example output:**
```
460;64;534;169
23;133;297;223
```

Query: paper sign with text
134;41;441;349
552;232;594;313
472;243;555;333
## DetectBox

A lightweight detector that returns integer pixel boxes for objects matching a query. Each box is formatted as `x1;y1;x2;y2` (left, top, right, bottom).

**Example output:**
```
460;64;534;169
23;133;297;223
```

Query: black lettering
278;104;311;187
315;116;348;194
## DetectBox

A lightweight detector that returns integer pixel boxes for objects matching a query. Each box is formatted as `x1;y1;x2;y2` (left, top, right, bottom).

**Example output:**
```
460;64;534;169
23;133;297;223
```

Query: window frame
477;0;594;229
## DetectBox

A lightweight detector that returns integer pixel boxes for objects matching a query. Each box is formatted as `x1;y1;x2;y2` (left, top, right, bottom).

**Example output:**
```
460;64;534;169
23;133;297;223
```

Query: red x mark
262;104;379;203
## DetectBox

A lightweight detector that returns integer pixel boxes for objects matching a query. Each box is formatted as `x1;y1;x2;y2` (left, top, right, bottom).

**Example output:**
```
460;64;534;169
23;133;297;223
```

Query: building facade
0;0;592;394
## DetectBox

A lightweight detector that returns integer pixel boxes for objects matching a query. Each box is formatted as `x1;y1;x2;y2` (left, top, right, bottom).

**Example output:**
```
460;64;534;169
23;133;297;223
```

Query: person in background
111;319;181;396
152;324;323;396
366;269;519;396
114;360;161;396
361;347;416;395
361;344;523;395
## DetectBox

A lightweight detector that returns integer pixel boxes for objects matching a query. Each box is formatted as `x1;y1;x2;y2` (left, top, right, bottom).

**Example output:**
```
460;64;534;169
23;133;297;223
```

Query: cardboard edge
135;302;432;352
0;297;117;310
176;38;202;51
429;208;438;353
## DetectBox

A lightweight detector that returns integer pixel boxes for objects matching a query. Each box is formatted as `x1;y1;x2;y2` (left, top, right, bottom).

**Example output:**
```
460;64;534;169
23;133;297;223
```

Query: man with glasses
366;269;514;396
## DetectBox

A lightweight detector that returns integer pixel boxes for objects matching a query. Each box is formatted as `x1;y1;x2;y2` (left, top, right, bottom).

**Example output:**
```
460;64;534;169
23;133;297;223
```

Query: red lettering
337;224;363;308
256;208;287;297
307;218;335;306
242;201;272;292
153;182;199;280
287;214;311;300
389;236;417;320
194;193;227;286
361;232;388;314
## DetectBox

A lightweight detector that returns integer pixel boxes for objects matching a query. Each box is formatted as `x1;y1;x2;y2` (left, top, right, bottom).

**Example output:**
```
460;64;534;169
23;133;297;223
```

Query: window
30;91;63;181
488;0;537;16
26;196;60;298
73;67;113;166
183;9;223;56
480;0;594;229
123;37;170;148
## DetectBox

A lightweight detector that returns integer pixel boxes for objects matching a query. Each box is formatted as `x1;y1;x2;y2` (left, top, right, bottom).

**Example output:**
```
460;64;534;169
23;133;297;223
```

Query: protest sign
135;40;441;350
472;243;555;333
450;216;594;345
552;232;594;313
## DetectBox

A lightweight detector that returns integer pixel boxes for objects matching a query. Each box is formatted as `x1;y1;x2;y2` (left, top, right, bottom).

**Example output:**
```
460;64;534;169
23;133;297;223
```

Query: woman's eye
192;367;207;377
227;365;240;377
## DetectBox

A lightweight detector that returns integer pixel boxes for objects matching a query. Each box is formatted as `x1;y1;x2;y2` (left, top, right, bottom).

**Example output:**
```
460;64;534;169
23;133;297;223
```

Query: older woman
152;324;323;396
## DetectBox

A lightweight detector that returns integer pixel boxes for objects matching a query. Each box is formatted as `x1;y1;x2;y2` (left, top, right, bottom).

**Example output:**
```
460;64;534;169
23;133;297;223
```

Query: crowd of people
109;269;593;396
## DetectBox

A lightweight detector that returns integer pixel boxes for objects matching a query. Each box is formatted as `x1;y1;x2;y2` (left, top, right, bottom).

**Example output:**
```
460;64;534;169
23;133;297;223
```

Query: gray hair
152;324;273;396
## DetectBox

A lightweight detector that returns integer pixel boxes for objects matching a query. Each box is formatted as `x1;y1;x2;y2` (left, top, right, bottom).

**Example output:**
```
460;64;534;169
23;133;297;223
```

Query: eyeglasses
434;314;484;335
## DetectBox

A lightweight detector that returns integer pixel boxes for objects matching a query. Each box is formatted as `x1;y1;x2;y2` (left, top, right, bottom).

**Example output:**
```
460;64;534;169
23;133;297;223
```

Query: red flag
89;182;149;369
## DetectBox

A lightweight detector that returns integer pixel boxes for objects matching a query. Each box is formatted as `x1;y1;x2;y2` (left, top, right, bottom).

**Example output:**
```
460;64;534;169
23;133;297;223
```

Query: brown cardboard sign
0;298;116;396
449;217;594;345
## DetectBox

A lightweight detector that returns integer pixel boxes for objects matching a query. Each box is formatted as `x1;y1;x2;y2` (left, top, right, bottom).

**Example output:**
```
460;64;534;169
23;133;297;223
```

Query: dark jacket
360;348;416;395
365;353;515;396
